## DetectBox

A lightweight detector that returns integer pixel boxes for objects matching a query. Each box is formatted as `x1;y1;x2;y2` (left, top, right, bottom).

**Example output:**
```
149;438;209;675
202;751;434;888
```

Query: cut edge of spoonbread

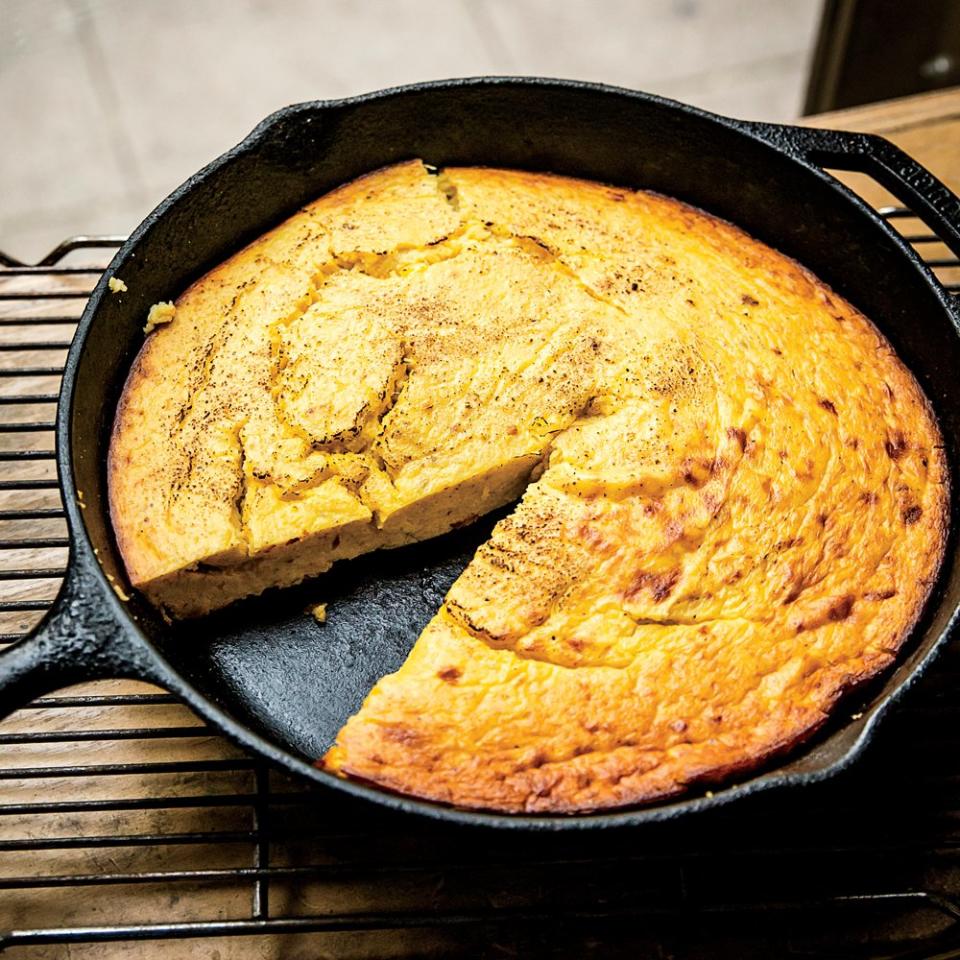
109;159;611;616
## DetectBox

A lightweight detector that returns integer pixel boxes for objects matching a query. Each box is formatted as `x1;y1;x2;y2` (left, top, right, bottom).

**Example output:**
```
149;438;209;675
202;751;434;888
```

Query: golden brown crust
109;160;949;813
320;165;948;813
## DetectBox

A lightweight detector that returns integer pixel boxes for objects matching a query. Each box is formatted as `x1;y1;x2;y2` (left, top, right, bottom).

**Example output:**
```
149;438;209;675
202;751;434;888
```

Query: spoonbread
109;161;948;812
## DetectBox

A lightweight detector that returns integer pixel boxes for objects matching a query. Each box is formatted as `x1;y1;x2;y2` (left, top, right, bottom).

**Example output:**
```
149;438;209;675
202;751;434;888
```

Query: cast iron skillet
1;77;959;829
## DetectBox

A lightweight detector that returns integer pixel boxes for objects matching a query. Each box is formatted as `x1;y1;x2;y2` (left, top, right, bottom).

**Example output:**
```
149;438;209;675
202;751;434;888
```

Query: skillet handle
745;122;960;260
0;559;160;719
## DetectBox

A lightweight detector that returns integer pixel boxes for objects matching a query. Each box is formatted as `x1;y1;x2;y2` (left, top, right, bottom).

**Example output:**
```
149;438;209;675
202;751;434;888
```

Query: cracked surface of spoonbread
109;160;948;813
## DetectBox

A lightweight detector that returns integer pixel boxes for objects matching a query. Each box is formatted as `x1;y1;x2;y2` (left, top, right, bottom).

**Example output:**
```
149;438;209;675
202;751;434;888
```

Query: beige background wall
2;0;822;262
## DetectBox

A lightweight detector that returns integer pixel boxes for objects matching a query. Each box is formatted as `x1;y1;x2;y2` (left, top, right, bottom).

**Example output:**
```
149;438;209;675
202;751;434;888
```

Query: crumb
705;790;715;799
309;602;328;624
144;300;176;334
77;489;86;510
108;276;128;294
851;711;863;720
105;571;129;601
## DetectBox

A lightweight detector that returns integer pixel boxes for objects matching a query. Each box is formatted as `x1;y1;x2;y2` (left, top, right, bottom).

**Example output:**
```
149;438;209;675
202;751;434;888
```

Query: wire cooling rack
1;211;960;959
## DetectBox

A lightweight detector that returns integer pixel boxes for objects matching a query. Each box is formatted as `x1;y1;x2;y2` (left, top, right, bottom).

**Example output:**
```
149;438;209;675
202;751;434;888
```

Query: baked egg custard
109;160;948;813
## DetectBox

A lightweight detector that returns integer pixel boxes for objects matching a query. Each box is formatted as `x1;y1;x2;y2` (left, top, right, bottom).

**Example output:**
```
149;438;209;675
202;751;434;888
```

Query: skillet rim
59;75;960;829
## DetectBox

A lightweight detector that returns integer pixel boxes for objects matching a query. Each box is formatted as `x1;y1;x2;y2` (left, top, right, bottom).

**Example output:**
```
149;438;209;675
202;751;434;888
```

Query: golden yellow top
109;161;947;812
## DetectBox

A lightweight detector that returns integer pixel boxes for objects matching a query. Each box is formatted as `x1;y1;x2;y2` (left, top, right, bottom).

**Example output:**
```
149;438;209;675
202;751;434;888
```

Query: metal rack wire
1;217;959;958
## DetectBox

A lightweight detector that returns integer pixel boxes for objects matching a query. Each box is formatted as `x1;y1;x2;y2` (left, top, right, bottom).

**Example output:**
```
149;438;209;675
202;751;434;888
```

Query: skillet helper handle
747;122;960;260
0;560;152;718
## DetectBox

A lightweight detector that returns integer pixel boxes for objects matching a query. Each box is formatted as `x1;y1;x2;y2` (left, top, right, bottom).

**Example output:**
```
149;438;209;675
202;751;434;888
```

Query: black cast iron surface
1;79;959;834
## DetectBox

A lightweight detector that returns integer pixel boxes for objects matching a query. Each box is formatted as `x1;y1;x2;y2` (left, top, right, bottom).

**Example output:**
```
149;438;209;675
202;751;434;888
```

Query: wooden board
803;86;960;206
